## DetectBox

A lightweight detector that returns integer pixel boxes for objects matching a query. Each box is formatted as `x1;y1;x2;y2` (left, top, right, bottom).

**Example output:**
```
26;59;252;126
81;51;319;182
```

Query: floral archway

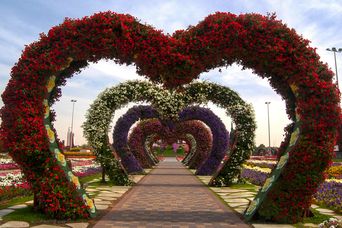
0;11;339;223
127;119;212;170
112;105;229;175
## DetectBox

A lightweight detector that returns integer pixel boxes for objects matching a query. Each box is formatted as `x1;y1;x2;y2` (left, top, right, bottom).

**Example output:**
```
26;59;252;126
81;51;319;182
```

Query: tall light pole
265;102;271;149
327;48;342;154
70;99;77;148
326;47;342;88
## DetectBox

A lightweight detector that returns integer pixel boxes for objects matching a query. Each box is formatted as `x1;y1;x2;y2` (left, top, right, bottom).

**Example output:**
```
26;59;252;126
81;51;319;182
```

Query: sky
1;0;342;147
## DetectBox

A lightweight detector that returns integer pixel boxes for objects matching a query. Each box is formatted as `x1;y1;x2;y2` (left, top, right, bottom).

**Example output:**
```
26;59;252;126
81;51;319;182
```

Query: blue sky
1;0;342;147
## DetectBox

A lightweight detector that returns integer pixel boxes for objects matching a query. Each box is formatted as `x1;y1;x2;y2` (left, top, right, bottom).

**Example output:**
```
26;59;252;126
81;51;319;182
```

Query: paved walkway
93;157;251;228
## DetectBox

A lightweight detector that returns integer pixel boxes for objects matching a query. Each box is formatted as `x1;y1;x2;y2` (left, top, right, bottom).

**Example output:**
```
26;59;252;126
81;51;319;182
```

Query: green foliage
162;146;176;157
0;196;33;210
2;206;52;223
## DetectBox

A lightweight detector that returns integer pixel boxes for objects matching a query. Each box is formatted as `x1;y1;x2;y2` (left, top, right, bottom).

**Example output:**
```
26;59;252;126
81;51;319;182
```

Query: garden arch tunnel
111;105;229;175
0;11;339;223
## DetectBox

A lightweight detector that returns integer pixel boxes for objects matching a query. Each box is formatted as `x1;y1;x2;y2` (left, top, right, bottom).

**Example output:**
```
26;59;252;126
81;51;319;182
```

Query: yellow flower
276;153;289;169
71;175;81;189
243;164;271;173
84;195;96;213
45;125;55;143
47;76;56;93
43;100;50;119
246;198;259;215
55;149;66;166
262;176;275;192
290;83;299;96
289;128;300;147
60;57;73;70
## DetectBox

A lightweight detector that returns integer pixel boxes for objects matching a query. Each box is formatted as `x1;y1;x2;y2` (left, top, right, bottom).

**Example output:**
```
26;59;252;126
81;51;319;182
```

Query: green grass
229;183;259;192
2;206;49;223
161;147;176;157
333;158;342;162
157;146;186;157
79;173;102;185
294;208;332;227
0;195;33;210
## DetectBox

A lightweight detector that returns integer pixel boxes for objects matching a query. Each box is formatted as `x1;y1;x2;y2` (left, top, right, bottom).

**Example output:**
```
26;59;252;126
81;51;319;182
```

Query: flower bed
0;158;101;187
0;158;19;170
315;180;342;213
0;171;24;186
0;163;18;170
0;182;32;202
241;161;342;213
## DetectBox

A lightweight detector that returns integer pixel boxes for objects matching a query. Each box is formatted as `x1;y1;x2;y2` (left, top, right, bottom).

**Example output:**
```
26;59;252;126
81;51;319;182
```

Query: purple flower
112;105;159;173
179;106;229;175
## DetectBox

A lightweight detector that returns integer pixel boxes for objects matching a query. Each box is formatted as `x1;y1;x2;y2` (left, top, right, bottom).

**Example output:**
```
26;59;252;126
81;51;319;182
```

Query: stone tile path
93;157;251;227
197;175;342;228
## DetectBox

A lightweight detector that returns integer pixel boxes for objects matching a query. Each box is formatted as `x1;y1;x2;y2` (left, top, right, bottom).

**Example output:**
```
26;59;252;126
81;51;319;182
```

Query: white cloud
89;60;144;81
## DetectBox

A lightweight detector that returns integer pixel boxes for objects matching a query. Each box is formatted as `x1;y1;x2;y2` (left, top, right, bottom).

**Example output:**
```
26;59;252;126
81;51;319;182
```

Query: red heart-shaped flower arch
0;11;340;223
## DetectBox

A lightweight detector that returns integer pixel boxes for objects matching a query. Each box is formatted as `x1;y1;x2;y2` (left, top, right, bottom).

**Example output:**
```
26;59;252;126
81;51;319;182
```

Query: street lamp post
70;99;77;148
326;47;342;88
327;48;342;155
265;102;271;149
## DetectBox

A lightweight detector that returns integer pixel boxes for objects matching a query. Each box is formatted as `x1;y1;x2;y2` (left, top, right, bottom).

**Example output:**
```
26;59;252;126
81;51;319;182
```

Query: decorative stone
252;224;294;228
228;202;249;208
0;221;30;227
95;204;109;210
316;208;335;214
95;201;112;205
234;207;246;214
98;193;122;197
96;187;112;190
228;192;256;197
31;225;65;228
132;175;144;183
211;188;248;193
96;195;117;199
221;198;249;203
0;209;14;217
310;204;319;209
66;222;89;228
8;204;28;209
223;195;253;200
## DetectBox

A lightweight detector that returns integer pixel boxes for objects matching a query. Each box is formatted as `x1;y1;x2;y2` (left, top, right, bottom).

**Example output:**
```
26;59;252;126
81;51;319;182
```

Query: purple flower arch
179;106;229;175
128;119;213;170
113;105;228;175
112;105;159;173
